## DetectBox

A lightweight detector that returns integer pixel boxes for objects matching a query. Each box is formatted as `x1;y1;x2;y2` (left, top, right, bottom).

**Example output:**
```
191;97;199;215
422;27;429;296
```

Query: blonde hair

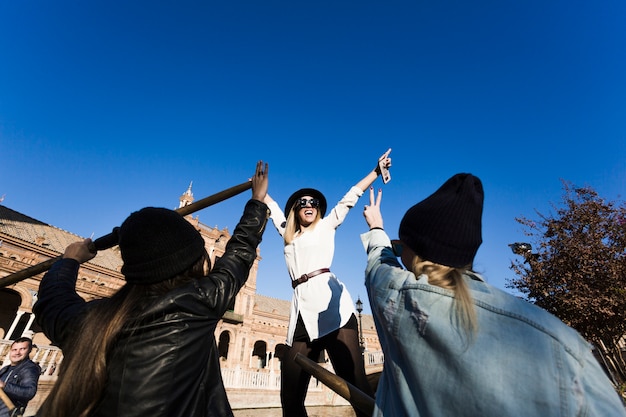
282;202;321;245
412;256;478;339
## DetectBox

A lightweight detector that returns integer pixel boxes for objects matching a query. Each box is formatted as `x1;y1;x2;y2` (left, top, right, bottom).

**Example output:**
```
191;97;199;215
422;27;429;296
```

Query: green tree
507;181;626;391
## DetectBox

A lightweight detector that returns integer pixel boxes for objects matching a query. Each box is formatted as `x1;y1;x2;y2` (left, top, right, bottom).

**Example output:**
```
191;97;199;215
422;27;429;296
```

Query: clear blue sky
1;1;624;314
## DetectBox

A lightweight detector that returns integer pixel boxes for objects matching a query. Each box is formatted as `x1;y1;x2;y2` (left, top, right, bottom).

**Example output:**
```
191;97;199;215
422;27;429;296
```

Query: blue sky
1;1;624;314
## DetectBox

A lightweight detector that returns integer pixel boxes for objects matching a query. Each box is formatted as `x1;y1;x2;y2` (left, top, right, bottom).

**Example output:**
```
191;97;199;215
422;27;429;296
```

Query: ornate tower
179;181;194;209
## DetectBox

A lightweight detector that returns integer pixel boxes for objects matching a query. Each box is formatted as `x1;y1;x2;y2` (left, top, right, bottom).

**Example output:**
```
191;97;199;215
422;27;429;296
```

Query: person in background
264;150;391;417
0;337;40;417
360;174;626;417
33;161;269;417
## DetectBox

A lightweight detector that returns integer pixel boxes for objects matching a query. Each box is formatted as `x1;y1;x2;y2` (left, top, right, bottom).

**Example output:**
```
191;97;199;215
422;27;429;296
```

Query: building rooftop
0;204;123;272
254;294;291;316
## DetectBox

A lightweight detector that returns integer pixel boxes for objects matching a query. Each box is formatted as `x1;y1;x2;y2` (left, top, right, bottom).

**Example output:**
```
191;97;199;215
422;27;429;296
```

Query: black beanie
119;207;205;284
398;173;484;268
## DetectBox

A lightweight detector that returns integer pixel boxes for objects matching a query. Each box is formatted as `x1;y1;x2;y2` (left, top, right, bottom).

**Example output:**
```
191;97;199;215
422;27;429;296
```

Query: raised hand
251;161;269;202
63;239;98;264
363;186;384;230
378;148;392;170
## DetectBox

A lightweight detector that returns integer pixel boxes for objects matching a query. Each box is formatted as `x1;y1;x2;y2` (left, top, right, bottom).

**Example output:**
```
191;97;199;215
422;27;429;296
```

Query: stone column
21;313;36;337
4;310;25;340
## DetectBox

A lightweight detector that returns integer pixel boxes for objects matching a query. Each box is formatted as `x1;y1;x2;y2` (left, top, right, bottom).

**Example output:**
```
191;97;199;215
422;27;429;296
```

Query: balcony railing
1;339;384;390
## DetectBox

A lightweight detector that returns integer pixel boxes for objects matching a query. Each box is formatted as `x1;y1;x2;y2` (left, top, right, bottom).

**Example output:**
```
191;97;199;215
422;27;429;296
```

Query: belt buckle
300;273;310;284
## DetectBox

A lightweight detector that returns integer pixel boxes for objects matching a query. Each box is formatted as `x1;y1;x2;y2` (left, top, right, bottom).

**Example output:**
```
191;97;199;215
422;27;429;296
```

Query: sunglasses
391;240;403;257
297;198;320;209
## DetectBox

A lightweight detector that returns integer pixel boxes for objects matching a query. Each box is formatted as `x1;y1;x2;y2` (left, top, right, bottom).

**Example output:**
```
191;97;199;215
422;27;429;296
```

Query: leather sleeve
196;199;269;315
33;259;92;348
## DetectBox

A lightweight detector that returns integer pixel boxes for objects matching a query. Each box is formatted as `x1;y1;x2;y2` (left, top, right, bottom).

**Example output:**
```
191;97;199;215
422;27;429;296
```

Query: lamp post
509;242;532;256
355;297;365;354
509;242;538;263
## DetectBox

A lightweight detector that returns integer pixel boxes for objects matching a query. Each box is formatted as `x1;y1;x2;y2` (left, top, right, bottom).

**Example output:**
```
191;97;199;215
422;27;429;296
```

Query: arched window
252;340;267;369
218;331;230;360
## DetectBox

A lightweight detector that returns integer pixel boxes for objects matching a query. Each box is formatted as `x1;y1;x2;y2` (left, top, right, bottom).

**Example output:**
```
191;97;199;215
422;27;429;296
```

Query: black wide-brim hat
284;188;327;217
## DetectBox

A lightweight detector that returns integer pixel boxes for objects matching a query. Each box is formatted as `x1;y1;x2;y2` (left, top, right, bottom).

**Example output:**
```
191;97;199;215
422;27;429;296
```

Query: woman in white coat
264;150;391;417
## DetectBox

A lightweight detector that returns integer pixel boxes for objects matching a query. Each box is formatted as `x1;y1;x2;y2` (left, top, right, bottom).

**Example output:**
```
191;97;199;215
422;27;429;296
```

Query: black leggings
280;314;373;417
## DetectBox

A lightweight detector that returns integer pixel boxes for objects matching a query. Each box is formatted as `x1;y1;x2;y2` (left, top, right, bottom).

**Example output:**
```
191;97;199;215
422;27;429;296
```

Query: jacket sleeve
3;360;41;406
360;228;403;283
197;199;269;315
33;258;91;348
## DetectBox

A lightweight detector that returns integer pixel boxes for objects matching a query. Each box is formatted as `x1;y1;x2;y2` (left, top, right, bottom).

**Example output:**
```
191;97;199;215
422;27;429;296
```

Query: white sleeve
325;186;363;228
267;199;287;237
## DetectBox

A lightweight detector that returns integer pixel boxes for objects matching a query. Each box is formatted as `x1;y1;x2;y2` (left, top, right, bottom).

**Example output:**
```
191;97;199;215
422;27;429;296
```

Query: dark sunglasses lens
298;198;320;208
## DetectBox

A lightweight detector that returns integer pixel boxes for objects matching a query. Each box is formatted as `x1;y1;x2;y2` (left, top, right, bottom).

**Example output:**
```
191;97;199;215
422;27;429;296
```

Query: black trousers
280;314;373;417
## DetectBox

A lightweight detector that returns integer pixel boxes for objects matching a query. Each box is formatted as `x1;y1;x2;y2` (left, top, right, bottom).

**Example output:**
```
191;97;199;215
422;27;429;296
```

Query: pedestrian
0;337;40;417
263;150;391;417
33;161;270;417
360;174;626;416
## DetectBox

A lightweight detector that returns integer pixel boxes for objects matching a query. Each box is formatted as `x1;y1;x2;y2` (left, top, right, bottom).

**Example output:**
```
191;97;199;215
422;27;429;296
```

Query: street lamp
355;297;364;353
509;242;538;262
509;242;532;256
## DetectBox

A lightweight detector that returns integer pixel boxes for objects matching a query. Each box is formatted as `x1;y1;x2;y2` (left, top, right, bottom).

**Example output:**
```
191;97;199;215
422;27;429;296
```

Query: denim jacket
362;229;626;417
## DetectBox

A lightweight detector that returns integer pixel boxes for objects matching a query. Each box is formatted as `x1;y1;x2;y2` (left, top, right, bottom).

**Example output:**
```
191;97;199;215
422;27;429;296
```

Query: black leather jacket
34;199;269;417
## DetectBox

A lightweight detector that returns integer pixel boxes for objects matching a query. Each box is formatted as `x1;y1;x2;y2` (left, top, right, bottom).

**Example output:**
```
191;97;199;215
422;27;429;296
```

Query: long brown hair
38;252;210;417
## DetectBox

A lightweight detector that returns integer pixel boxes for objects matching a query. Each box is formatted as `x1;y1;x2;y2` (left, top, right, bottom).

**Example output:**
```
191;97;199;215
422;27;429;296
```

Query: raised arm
263;193;287;236
354;148;392;192
363;186;384;230
251;160;269;202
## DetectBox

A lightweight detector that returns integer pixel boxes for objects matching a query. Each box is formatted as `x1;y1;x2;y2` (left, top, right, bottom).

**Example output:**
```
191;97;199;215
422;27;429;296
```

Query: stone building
0;185;383;413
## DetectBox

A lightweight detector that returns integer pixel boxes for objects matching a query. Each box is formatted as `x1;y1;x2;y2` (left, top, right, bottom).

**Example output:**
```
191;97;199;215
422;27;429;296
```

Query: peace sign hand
363;186;384;230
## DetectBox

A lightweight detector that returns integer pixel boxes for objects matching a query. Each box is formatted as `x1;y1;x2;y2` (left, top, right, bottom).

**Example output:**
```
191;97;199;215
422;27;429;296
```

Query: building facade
0;185;383;413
